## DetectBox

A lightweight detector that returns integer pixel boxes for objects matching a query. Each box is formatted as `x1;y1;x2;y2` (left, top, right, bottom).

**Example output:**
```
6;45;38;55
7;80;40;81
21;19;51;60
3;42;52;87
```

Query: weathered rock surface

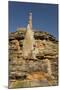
9;29;58;88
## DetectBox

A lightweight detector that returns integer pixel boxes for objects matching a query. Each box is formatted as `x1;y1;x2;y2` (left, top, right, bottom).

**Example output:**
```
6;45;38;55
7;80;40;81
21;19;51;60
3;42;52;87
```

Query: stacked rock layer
9;29;58;88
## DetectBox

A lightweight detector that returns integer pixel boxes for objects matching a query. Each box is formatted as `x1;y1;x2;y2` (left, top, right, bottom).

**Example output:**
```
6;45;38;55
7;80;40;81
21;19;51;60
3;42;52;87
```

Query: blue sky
9;1;58;39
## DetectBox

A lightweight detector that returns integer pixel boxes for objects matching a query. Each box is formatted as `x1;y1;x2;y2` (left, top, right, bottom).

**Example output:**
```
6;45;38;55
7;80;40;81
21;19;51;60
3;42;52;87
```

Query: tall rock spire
23;12;35;57
28;12;32;29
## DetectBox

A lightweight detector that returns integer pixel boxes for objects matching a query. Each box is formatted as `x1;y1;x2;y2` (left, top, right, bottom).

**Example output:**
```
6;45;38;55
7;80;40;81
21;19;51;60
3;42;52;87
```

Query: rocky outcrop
9;29;58;88
9;29;57;42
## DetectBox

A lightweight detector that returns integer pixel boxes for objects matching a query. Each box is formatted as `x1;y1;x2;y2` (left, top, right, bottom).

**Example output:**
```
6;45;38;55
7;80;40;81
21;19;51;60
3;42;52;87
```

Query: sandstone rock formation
9;29;58;88
9;13;58;88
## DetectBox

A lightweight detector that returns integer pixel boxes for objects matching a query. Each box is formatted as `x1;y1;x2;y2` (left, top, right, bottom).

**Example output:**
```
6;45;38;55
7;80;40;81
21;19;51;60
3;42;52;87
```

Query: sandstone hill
9;28;58;88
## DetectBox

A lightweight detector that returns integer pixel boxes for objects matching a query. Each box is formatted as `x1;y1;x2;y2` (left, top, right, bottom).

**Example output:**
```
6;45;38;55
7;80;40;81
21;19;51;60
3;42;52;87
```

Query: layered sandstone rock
9;29;58;88
9;12;58;88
